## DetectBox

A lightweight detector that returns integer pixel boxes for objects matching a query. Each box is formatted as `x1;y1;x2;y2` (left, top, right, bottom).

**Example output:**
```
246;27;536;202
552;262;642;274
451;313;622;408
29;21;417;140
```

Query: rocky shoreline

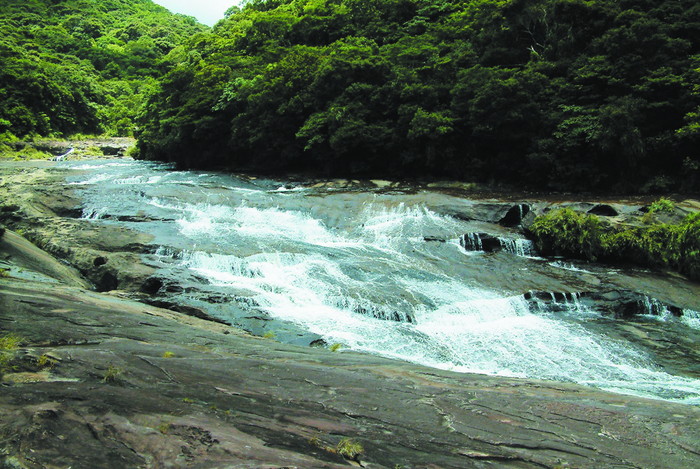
4;137;135;159
1;159;700;468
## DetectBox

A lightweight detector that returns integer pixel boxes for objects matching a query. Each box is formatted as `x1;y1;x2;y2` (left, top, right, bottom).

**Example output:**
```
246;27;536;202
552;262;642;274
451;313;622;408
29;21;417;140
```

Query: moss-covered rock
529;208;700;281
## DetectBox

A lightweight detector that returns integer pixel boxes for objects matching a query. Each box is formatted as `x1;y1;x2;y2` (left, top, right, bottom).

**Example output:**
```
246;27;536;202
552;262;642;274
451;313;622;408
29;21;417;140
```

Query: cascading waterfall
458;232;536;257
460;232;483;251
63;159;700;404
499;238;535;257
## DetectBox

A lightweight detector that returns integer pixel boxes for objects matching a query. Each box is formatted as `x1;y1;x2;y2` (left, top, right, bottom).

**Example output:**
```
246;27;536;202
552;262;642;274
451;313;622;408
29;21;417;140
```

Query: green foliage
336;438;364;460
135;0;700;191
648;198;676;214
329;343;343;352
0;145;51;161
102;364;123;383
0;334;22;351
157;422;171;434
530;209;606;260
36;354;57;369
0;0;206;139
642;198;676;223
162;351;175;358
530;209;700;280
0;333;22;379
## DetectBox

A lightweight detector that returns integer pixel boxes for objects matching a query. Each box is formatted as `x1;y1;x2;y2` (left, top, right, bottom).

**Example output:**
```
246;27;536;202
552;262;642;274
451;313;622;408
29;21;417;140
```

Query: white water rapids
64;159;700;404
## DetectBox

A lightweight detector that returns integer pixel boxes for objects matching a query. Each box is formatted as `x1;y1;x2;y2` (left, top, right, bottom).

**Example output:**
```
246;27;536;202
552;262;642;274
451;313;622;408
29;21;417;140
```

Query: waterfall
500;238;535;257
459;232;536;257
460;232;483;251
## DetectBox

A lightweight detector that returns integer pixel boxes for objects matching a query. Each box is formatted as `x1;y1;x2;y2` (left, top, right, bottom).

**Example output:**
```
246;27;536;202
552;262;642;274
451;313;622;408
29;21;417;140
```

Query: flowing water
63;159;700;404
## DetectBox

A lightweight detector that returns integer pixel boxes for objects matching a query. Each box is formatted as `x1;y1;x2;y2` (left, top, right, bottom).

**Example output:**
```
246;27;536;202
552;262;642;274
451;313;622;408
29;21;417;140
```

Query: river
61;159;700;404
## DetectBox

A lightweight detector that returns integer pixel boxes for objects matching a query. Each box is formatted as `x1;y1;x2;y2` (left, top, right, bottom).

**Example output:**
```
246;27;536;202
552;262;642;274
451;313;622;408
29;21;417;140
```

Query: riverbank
1;158;700;467
0;137;135;161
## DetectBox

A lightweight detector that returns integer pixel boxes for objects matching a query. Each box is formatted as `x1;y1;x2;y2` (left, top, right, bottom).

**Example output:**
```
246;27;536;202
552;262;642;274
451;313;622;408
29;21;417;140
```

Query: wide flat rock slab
1;278;699;468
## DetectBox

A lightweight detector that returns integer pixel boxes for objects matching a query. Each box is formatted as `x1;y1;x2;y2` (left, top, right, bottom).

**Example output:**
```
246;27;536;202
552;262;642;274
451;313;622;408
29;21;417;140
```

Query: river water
62;159;700;404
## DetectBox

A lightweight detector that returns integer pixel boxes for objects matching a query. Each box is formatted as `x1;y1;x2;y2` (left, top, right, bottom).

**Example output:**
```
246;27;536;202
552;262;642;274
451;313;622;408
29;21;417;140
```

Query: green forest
0;0;205;138
2;0;699;192
135;0;700;191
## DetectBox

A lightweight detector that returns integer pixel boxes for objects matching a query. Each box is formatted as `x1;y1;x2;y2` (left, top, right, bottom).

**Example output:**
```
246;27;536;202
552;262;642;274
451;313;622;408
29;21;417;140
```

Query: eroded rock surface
2;277;700;468
1;160;699;468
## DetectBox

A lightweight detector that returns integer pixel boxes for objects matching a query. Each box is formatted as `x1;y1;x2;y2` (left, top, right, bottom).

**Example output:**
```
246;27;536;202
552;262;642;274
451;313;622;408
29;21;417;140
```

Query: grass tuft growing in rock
36;354;57;369
329;343;343;352
102;365;123;383
336;438;364;460
0;334;22;351
0;334;22;378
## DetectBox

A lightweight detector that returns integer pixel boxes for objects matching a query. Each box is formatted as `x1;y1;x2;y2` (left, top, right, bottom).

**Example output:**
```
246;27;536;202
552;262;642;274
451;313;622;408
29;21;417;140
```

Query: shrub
529;209;606;260
529;209;700;281
677;213;700;279
648;198;675;214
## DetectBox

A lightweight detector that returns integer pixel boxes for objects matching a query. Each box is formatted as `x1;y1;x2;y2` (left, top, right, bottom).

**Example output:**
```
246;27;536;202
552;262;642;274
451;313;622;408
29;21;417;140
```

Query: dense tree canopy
136;0;700;192
0;0;206;138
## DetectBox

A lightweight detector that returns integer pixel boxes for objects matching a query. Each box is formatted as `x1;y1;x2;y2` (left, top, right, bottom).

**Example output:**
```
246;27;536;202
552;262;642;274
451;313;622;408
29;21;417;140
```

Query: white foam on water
71;159;700;404
68;173;112;185
358;203;465;249
500;238;536;257
115;175;163;185
551;260;593;273
81;206;109;220
166;240;700;403
69;162;133;170
680;309;700;330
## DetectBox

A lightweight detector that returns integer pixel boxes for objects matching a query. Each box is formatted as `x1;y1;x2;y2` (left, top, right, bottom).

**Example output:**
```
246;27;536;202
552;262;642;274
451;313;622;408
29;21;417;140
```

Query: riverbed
60;158;700;404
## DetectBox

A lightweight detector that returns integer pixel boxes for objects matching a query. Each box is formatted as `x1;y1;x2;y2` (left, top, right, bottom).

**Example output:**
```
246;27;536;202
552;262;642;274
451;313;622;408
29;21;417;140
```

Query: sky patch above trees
152;0;243;26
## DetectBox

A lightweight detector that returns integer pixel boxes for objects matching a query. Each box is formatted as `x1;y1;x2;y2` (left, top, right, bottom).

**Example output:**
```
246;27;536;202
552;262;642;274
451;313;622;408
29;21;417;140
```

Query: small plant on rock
102;365;123;383
0;334;22;378
329;343;343;352
162;351;175;358
157;422;171;434
337;438;364;461
36;354;57;369
0;334;21;351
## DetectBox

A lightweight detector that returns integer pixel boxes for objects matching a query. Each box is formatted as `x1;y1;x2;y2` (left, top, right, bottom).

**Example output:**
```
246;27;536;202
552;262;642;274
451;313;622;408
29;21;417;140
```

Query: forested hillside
136;0;700;192
0;0;206;139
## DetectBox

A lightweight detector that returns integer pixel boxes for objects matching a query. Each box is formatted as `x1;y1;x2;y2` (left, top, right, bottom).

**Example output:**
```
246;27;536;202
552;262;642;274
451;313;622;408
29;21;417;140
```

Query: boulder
499;203;530;227
461;232;502;252
588;204;619;216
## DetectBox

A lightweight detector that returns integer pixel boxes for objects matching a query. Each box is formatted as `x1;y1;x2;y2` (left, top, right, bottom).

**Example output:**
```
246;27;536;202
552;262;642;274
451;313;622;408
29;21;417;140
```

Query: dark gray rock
499;203;530;227
461;232;503;252
588;204;619;216
2;279;699;469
